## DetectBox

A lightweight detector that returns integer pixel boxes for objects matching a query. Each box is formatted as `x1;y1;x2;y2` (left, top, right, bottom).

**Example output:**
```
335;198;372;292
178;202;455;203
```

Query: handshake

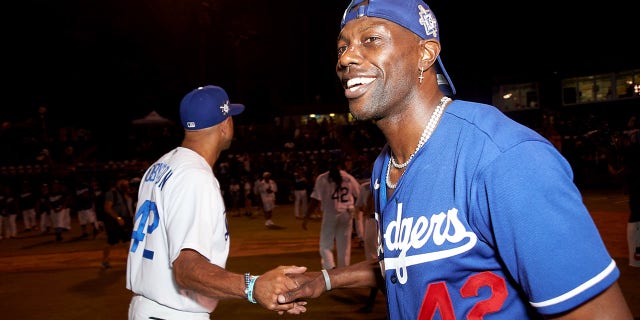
246;266;324;315
246;259;380;315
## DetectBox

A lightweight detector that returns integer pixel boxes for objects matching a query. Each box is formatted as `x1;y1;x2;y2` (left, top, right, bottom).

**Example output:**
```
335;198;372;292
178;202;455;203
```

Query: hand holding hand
253;265;308;314
277;271;326;303
277;259;383;306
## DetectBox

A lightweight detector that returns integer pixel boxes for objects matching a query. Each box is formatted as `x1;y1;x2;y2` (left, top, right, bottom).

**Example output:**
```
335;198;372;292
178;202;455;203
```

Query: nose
336;45;360;74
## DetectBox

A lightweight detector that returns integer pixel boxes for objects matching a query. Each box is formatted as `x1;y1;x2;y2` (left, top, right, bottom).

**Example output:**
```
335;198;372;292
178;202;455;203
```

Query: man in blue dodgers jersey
126;85;307;319
280;0;633;319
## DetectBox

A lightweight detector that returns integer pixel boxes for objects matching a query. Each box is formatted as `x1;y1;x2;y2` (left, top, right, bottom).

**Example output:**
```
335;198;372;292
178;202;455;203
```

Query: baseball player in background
19;181;37;232
303;159;361;270
281;0;633;319
126;85;307;319
254;171;278;227
74;177;98;239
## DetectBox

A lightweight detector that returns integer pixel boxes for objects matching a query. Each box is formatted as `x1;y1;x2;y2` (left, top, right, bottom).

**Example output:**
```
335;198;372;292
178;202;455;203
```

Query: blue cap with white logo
179;85;245;130
341;0;456;97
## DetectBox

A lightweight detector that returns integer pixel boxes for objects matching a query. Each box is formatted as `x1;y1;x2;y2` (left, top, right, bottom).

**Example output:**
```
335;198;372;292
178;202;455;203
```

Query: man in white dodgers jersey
126;85;307;319
281;0;633;319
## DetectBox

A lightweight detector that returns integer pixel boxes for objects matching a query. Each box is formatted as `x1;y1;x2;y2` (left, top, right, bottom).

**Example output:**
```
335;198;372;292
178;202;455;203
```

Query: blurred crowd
0;105;638;239
0;111;384;238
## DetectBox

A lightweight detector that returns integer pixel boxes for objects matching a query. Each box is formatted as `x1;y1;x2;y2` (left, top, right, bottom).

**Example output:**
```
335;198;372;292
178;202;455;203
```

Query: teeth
346;77;375;88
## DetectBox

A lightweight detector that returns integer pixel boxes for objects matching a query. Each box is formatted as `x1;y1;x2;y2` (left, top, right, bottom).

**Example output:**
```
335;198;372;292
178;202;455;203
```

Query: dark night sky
4;0;638;128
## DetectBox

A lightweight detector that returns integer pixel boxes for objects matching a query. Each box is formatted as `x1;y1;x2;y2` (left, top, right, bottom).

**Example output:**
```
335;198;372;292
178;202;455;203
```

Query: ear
218;117;233;135
418;39;441;70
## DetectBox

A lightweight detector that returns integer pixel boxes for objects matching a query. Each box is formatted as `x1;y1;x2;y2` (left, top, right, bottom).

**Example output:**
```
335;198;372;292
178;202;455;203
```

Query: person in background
0;183;18;239
50;179;70;242
303;160;361;270
36;182;53;234
19;181;37;233
228;178;243;217
102;177;133;269
75;177;99;239
3;184;19;239
92;178;107;235
241;175;256;217
292;169;308;220
255;171;278;227
126;85;307;319
282;0;633;319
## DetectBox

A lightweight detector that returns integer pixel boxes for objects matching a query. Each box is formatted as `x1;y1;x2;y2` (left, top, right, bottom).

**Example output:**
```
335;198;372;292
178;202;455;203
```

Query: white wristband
321;269;332;291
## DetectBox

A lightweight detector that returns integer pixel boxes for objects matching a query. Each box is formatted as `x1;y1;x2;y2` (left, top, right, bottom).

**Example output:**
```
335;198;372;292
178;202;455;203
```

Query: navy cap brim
229;103;245;116
436;56;456;97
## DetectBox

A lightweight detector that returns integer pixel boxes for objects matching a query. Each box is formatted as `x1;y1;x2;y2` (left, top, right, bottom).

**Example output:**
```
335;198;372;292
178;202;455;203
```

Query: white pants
628;222;640;267
52;208;71;230
319;210;353;269
22;209;37;230
128;295;209;320
5;214;17;237
293;190;307;217
40;212;53;231
77;208;97;226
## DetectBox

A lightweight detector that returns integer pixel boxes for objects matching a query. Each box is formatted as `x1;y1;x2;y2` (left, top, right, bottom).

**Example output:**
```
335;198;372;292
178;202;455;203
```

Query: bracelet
244;272;250;299
247;275;259;303
321;269;332;291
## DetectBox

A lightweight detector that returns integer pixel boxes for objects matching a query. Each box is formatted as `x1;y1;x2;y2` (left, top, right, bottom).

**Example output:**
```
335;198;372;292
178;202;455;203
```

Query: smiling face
336;17;423;122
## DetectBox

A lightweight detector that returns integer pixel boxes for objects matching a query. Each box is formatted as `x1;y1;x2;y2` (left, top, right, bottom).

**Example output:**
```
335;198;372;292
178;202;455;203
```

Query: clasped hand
256;269;327;315
253;265;310;315
277;271;327;305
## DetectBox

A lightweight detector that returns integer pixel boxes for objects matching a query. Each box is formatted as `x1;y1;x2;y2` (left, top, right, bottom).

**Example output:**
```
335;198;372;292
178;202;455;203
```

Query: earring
418;67;425;84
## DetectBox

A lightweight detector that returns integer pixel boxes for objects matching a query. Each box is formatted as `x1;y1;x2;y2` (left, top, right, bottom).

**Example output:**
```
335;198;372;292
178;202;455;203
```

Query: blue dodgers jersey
371;100;619;319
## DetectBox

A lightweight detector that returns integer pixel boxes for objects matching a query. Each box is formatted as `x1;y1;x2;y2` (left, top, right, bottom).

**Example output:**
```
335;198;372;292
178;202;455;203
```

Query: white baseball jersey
310;169;361;215
255;179;277;211
126;147;230;314
310;169;362;269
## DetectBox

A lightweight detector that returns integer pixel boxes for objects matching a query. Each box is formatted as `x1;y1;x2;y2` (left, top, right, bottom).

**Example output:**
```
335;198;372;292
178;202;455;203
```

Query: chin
349;106;379;122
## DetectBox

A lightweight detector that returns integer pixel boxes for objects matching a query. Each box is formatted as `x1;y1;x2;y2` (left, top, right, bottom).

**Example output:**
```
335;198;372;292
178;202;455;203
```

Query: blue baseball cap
341;0;456;97
179;85;245;130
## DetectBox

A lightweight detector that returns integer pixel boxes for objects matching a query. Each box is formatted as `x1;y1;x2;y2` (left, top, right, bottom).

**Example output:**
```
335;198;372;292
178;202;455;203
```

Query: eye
337;45;348;57
363;36;379;44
